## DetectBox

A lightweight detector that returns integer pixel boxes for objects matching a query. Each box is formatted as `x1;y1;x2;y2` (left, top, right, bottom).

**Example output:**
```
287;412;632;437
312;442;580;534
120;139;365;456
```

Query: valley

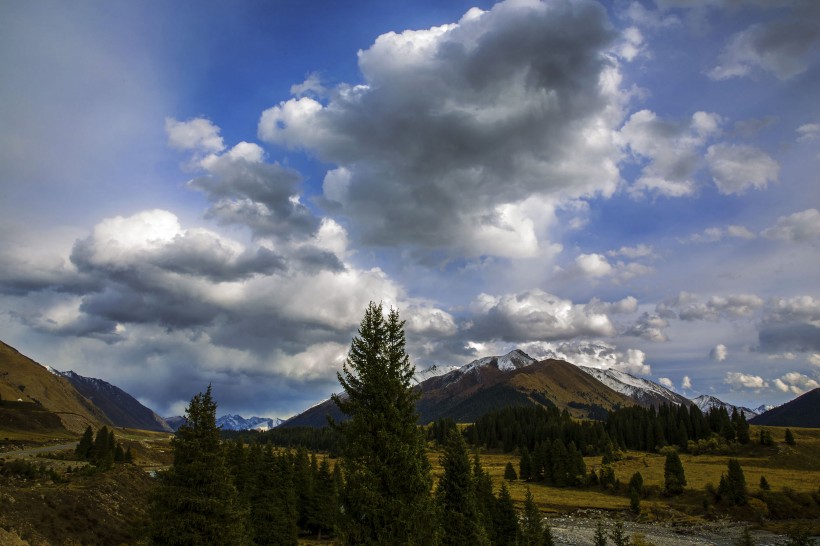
3;340;820;545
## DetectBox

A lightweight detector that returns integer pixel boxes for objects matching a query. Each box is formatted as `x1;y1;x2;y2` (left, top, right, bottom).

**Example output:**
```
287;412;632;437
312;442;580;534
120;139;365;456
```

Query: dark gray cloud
624;312;669;342
759;323;820;353
758;296;820;353
259;0;622;256
188;144;320;241
656;292;764;321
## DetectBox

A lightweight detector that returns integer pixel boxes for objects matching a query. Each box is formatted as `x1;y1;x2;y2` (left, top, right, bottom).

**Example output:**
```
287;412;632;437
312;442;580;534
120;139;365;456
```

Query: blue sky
1;0;818;418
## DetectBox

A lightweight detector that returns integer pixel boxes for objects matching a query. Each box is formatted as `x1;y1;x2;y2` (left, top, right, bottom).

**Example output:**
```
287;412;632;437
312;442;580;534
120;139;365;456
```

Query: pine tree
92;426;114;469
759;475;770;491
736;413;750;444
76;426;94;460
663;450;686;495
492;481;519;546
147;385;248;545
719;458;747;506
785;428;795;446
610;518;630;546
313;458;338;540
520;446;533;481
520;488;544;546
332;303;436;545
437;430;486;545
504;461;518;481
473;453;496;540
249;446;297;545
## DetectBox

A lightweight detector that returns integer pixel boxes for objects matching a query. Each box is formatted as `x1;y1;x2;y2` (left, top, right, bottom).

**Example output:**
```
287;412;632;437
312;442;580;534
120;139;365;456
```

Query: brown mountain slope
750;388;820;428
284;357;638;427
416;358;637;423
0;341;111;433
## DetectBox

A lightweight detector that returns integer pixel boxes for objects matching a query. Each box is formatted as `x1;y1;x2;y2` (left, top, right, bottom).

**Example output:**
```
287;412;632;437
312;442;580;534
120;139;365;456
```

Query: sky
1;0;818;419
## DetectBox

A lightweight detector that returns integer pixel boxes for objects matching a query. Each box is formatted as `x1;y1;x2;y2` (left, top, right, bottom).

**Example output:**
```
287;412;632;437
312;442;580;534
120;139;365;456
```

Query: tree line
75;425;133;470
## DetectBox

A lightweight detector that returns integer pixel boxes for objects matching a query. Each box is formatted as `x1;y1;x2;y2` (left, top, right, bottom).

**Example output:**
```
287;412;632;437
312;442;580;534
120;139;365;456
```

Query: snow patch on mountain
577;366;691;407
692;394;758;418
216;414;283;431
460;349;536;374
414;363;462;383
755;403;776;414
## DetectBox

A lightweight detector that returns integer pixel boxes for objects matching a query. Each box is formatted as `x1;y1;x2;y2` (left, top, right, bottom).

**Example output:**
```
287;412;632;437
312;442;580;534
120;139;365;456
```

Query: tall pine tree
437;430;487;545
333;302;436;545
147;385;247;545
663;450;686;495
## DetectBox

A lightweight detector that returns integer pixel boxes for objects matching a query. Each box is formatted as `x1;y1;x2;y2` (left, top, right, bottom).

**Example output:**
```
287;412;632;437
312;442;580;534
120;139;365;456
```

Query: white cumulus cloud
724;371;768;391
761;209;820;242
706;143;779;195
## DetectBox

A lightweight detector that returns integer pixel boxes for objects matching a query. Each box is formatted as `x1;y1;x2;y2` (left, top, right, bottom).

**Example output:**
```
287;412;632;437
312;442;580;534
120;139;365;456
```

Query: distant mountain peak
692;394;758;418
215;414;283;431
414;349;536;384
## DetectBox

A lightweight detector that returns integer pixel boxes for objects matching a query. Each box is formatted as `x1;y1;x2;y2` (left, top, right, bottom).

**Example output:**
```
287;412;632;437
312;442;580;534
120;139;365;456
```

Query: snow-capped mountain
414;363;462;384
692;394;758;418
577;366;692;409
216;414;283;431
414;349;536;384
460;349;537;373
755;403;776;414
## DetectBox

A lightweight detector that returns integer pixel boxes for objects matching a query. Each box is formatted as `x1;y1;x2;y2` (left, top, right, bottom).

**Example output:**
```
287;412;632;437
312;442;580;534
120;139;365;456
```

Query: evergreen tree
718;458;747;506
332;303;436;545
504;461;518;481
472;453;496;541
610;519;630;546
630;488;641;514
92;426;114;469
663;451;686;495
76;426;94;460
520;488;544;546
736;413;751;444
437;430;486;546
492;482;519;546
147;386;248;545
313;458;338;540
551;439;569;487
628;471;644;496
520;446;533;481
114;443;125;462
785;428;795;446
292;447;314;531
249;446;297;545
759;475;770;491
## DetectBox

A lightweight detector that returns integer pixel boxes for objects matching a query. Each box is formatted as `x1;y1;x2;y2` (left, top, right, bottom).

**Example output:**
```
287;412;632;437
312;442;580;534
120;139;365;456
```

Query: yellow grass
427;426;820;515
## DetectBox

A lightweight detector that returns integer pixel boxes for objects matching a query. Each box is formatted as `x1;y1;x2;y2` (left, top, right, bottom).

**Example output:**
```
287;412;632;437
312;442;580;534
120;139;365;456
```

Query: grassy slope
0;341;111;433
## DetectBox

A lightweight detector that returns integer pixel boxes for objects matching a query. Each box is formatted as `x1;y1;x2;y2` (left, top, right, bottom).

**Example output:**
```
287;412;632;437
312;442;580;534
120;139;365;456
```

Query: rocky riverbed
546;510;796;546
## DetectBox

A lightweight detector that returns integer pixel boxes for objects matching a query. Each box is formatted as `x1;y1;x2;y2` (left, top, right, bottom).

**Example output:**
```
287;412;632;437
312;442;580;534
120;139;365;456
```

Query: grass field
4;421;820;544
426;425;820;517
